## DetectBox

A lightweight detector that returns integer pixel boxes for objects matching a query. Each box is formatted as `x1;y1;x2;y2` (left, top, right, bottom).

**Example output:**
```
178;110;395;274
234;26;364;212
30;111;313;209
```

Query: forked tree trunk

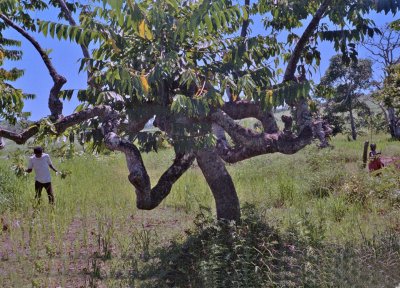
196;149;241;222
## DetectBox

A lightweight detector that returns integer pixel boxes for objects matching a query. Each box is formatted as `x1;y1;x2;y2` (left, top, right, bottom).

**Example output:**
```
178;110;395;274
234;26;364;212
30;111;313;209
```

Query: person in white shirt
25;146;59;204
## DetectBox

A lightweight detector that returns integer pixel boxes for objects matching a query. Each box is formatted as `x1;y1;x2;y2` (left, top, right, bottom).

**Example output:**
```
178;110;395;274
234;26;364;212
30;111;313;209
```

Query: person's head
33;146;43;158
370;143;377;151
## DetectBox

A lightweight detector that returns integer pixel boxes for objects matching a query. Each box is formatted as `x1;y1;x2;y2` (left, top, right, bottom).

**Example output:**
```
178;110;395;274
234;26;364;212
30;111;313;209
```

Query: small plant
58;169;72;179
95;219;114;260
132;225;155;261
9;149;28;178
85;256;102;287
341;174;371;206
296;210;327;246
276;175;295;206
31;278;43;288
44;241;57;258
33;259;46;273
330;196;348;222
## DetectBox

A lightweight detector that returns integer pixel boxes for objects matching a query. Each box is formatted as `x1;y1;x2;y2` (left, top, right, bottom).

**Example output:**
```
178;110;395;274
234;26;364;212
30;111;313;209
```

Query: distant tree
319;55;373;140
379;64;400;138
363;25;400;139
0;0;399;221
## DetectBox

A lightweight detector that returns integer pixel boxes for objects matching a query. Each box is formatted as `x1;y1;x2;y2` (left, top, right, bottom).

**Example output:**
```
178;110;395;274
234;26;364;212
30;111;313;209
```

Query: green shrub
0;161;26;213
146;205;400;288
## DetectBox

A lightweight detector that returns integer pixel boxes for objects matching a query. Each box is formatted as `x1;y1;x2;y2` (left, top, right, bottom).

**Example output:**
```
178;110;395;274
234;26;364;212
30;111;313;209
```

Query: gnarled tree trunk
196;149;240;221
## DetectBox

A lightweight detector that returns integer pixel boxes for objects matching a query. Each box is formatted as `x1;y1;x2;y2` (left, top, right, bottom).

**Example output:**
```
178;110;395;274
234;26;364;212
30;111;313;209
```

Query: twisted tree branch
283;0;332;82
103;117;195;209
0;13;66;119
54;0;90;59
222;101;278;133
211;109;313;163
0;105;113;144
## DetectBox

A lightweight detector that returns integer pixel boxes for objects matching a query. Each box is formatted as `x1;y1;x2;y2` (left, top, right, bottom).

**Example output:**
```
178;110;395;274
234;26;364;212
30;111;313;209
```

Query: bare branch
0;125;39;145
283;0;332;82
362;25;400;77
211;110;313;163
0;105;113;144
240;0;250;38
222;101;278;133
0;13;66;119
54;0;90;59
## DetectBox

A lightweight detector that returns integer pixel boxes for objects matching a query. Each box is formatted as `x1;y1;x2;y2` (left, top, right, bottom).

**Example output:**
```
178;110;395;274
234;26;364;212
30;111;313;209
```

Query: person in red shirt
368;143;384;172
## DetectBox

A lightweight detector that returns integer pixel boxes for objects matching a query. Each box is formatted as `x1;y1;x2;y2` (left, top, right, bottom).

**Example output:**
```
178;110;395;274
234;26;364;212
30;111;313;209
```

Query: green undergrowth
145;205;400;287
0;134;399;286
0;160;29;214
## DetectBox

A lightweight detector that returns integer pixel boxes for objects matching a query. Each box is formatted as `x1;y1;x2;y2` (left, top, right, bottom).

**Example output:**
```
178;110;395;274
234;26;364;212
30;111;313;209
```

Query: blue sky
2;7;397;120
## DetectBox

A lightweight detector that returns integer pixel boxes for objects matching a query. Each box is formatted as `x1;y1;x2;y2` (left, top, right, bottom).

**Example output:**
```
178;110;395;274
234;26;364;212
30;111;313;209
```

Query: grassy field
0;134;399;287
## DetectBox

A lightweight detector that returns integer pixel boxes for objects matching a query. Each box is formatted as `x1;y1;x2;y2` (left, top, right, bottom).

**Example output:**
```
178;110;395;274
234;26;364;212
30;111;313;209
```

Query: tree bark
196;149;240;222
349;107;357;140
388;107;400;139
362;141;369;169
240;0;250;38
283;0;332;82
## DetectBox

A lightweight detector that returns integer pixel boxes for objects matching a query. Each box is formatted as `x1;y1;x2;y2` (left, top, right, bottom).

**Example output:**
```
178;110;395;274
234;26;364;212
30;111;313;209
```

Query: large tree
0;0;399;221
319;55;373;140
363;25;400;139
379;63;400;138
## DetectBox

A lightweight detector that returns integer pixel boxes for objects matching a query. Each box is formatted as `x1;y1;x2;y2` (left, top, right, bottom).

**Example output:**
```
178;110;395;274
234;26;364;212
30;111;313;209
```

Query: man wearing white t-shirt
26;146;59;204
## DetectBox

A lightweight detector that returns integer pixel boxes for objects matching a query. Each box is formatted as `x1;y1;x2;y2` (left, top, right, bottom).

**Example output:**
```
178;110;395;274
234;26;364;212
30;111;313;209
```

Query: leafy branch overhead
0;0;399;221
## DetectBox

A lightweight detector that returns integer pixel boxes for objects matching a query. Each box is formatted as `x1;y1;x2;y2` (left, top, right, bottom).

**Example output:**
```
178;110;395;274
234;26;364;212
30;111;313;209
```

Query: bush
0;161;26;213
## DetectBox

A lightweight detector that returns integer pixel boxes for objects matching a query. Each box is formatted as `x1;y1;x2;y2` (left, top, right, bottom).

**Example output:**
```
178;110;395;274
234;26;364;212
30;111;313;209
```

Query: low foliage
0;135;399;286
150;205;400;287
0;159;27;213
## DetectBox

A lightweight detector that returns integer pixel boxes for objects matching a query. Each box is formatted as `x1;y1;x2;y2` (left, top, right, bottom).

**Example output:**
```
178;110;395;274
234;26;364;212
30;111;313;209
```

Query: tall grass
0;134;399;286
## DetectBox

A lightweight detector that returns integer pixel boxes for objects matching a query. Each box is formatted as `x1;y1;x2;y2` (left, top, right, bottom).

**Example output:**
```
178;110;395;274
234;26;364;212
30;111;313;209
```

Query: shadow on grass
132;204;400;288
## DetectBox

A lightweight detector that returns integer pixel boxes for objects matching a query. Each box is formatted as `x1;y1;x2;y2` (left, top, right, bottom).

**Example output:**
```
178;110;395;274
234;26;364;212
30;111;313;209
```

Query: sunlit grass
0;134;399;286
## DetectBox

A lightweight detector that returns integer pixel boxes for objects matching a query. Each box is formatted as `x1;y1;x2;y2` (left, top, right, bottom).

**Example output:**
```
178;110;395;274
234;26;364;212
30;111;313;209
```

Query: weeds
132;225;156;261
0;135;399;287
148;205;400;287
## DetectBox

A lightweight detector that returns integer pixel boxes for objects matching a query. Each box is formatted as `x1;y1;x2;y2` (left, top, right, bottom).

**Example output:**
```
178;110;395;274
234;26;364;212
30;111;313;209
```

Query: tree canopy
319;54;373;140
1;0;399;220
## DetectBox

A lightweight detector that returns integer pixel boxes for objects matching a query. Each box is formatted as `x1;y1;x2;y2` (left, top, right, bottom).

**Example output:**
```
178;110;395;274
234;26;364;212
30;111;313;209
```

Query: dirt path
0;206;194;287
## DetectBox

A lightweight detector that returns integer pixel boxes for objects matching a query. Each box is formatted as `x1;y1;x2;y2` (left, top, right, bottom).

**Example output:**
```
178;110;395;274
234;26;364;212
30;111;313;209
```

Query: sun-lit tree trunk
196;149;240;221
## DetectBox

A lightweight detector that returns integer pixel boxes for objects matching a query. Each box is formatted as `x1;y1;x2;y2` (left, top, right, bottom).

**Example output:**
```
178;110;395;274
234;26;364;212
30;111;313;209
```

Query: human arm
49;164;58;173
46;155;58;173
26;158;33;173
